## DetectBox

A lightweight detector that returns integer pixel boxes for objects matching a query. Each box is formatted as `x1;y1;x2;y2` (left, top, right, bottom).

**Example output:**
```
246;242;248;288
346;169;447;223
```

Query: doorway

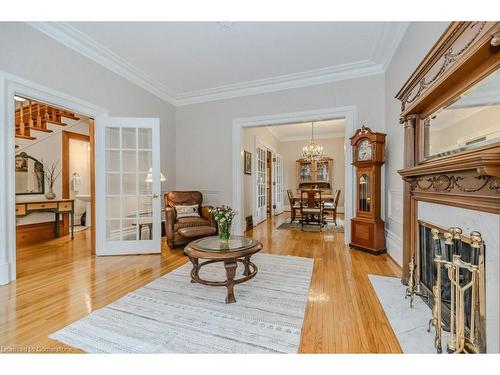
62;128;95;240
234;106;356;238
13;95;96;276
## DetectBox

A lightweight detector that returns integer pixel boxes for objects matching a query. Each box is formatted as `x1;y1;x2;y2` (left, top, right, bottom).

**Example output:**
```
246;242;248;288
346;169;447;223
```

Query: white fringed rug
49;253;313;353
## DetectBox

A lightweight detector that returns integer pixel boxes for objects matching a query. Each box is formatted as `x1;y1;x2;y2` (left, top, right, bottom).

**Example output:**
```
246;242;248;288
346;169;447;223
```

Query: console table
16;199;75;239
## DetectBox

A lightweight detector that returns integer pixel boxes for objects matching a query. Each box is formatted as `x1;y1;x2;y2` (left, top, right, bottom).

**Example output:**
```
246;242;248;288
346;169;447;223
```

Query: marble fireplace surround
417;201;499;353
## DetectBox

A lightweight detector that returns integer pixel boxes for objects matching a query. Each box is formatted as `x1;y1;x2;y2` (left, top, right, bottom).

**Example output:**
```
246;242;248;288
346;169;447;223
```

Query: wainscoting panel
388;189;403;225
385;229;403;267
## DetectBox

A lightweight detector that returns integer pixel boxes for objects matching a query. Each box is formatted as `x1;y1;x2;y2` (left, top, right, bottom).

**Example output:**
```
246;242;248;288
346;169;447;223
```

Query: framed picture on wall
244;151;252;175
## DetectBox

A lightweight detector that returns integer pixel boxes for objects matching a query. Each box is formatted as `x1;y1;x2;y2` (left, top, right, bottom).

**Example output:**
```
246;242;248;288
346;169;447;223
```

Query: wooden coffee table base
188;256;258;303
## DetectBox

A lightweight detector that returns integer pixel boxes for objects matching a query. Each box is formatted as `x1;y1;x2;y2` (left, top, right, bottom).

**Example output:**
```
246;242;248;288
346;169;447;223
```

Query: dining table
292;191;334;205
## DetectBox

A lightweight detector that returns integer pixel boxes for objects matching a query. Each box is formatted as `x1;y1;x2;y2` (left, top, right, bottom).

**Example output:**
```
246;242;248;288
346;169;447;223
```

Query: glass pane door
96;117;161;255
255;145;266;223
275;154;283;213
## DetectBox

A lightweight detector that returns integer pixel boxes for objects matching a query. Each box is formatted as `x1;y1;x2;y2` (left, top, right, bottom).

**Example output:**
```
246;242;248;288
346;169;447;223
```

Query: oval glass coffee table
184;236;263;303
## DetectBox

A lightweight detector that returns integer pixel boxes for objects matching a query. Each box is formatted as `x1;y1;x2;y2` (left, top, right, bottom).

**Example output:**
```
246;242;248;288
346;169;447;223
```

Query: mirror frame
15;152;45;195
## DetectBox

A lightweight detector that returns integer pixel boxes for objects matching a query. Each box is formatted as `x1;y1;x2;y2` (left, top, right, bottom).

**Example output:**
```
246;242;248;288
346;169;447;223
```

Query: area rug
369;274;449;353
277;218;344;233
49;253;314;353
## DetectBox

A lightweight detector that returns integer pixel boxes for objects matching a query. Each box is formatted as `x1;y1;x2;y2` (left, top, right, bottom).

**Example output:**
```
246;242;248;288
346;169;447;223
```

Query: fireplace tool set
407;226;486;354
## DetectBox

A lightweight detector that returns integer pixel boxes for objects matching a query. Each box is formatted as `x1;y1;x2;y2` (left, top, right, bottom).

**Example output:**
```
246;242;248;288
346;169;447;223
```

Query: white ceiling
29;22;409;106
266;118;345;142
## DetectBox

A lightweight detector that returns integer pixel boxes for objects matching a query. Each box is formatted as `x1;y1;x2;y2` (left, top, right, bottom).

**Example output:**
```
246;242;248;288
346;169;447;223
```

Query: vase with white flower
209;205;237;241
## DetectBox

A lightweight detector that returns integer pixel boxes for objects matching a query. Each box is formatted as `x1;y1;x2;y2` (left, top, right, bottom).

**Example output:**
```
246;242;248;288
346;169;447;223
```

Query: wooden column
401;115;417;283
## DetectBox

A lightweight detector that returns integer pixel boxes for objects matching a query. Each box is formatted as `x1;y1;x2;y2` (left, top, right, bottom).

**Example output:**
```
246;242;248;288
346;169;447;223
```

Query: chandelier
301;122;324;161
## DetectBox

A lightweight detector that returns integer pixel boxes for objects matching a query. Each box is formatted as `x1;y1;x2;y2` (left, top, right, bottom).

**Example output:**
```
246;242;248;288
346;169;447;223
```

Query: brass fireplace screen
407;222;486;354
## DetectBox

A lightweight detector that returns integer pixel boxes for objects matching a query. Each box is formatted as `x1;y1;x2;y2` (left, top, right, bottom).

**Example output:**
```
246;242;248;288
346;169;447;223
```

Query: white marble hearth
418;201;499;353
369;275;449;354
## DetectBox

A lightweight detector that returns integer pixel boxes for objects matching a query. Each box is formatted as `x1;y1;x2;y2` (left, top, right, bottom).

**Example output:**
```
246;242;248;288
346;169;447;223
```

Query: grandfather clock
349;125;386;255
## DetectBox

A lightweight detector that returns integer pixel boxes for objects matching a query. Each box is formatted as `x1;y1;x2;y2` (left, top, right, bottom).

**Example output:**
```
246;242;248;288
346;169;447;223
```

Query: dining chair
323;189;341;225
287;189;301;223
300;189;324;231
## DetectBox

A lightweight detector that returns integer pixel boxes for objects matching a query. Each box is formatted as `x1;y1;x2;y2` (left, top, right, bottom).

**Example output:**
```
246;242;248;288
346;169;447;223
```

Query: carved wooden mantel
396;21;500;283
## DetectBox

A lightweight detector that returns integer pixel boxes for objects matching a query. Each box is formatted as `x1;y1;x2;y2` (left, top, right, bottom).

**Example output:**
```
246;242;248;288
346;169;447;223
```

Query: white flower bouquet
209;205;237;240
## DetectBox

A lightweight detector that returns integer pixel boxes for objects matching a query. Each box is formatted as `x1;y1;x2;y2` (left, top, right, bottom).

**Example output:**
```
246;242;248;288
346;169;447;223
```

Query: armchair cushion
178;226;216;238
174;204;200;219
174;216;211;231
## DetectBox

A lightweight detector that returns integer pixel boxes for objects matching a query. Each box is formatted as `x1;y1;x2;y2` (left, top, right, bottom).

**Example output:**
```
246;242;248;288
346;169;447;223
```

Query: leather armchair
164;191;216;247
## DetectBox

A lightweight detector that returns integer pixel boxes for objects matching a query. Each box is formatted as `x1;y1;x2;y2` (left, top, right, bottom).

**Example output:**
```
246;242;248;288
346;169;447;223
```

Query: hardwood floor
0;213;402;353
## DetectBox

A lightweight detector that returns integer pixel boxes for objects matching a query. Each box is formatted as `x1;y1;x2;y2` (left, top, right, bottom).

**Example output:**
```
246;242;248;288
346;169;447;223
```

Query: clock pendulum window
349;125;387;255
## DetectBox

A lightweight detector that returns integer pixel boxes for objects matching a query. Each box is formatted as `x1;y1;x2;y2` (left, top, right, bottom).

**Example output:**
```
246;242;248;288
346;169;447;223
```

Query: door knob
153;194;160;198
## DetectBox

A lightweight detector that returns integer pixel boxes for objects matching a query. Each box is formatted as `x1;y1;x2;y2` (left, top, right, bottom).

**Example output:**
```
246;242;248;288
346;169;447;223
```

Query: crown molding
27;22;408;107
372;22;410;70
175;60;384;106
26;22;177;105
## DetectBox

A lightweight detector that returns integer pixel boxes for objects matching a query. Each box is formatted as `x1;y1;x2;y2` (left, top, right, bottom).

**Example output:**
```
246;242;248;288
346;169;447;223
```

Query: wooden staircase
15;100;80;147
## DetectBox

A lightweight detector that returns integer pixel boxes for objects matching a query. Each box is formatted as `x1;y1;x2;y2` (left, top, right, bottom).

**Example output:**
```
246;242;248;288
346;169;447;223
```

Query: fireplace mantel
398;143;500;214
396;21;500;285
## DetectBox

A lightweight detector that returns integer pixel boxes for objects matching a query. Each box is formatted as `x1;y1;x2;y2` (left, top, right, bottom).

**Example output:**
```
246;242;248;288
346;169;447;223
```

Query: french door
255;144;267;225
95;117;161;255
274;153;284;214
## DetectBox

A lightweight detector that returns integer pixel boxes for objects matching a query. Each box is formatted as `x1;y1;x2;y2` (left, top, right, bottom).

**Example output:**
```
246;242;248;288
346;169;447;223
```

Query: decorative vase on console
43;160;60;200
209;205;237;241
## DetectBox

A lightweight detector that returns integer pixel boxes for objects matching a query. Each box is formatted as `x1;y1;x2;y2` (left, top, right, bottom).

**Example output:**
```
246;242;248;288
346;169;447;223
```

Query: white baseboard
385;229;403;267
0;262;11;285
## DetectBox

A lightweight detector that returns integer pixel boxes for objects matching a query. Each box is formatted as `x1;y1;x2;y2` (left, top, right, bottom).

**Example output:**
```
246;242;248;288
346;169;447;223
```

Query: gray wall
0;22;176;191
384;22;449;265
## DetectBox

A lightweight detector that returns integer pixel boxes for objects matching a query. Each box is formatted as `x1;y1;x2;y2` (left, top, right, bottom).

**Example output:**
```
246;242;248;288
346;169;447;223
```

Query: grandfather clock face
357;139;372;161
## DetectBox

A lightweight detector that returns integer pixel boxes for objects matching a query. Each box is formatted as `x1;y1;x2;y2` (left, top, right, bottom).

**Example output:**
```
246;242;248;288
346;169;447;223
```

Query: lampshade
145;168;166;183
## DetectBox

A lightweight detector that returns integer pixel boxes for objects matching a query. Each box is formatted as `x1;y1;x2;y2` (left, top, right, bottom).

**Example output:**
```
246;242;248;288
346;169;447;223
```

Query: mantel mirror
424;67;500;159
15;152;45;195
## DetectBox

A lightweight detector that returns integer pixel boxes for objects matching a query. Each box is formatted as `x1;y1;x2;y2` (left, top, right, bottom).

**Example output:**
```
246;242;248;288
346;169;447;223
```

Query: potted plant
43;160;61;200
209;205;237;241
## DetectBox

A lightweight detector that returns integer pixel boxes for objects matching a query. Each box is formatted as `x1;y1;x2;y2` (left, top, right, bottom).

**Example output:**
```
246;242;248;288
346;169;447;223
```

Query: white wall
0;22;176;191
384;22;450;265
176;74;385;222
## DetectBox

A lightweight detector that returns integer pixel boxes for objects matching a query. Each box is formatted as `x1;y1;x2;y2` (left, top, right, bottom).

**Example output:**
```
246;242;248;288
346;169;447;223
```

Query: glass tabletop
194;236;257;252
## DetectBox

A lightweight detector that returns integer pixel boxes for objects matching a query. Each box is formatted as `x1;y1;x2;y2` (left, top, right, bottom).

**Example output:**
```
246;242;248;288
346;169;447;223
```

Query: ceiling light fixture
301;122;325;161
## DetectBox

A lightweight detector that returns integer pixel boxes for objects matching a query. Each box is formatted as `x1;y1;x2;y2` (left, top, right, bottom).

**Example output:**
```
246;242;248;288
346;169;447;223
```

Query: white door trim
95;116;162;255
274;153;284;215
0;70;107;285
253;137;277;222
232;106;357;244
253;141;267;225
